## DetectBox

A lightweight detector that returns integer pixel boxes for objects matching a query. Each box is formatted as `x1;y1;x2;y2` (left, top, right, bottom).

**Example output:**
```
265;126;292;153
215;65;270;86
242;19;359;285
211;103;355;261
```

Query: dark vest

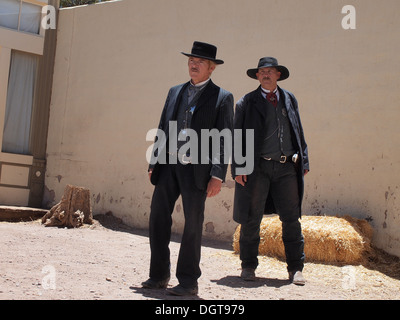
260;92;295;159
176;84;205;152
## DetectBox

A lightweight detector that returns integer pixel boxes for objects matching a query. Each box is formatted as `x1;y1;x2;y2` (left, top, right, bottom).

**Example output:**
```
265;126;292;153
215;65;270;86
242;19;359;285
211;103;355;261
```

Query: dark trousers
239;159;305;272
149;163;207;288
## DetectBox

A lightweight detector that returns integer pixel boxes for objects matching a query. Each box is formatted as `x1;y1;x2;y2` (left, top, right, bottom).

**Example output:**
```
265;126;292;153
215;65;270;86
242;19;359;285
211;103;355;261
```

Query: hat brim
181;52;224;65
247;65;290;81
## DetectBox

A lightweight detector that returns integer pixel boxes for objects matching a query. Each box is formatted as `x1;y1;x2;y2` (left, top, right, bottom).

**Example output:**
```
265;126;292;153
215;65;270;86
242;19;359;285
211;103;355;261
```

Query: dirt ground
1;214;400;301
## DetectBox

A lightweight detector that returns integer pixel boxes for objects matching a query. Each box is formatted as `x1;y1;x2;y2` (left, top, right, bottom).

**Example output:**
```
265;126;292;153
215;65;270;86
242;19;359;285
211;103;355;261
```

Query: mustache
191;67;199;72
262;77;271;81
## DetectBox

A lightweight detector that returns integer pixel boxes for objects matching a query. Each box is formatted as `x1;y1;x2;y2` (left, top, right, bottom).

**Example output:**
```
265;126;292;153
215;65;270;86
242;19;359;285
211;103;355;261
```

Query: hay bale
233;215;373;264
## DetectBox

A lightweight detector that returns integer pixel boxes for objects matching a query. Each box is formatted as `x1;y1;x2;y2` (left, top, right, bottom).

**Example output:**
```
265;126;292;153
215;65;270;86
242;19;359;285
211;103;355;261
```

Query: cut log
42;185;93;228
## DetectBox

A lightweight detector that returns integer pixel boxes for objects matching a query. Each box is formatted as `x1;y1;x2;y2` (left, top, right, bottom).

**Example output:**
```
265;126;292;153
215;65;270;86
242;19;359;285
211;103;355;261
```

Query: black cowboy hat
182;41;224;65
247;57;290;81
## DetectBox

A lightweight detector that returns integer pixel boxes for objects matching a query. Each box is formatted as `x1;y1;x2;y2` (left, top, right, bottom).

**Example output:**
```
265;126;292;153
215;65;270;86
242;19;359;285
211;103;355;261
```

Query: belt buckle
181;154;191;164
280;155;287;163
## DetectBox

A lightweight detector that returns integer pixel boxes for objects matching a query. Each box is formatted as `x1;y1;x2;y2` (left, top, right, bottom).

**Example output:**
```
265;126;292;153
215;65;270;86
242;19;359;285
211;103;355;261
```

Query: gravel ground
1;215;399;301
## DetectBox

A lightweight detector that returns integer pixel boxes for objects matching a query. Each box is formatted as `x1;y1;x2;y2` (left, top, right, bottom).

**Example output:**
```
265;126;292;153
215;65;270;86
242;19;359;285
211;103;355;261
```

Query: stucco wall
46;0;400;256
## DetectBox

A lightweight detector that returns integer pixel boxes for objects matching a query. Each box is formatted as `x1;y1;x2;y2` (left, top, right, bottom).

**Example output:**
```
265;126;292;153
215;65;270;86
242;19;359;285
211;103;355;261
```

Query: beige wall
46;0;400;256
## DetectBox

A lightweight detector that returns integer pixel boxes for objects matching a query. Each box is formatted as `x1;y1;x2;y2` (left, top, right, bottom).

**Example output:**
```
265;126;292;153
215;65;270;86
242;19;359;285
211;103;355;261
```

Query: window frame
0;0;49;159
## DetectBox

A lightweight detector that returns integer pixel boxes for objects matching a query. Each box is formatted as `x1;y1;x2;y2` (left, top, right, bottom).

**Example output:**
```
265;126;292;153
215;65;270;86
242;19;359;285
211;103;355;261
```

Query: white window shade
0;0;41;34
0;0;20;30
20;1;41;34
2;50;38;155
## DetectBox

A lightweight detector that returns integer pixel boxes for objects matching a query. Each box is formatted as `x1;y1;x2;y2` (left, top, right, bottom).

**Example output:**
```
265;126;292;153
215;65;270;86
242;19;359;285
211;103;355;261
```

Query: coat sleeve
209;90;234;181
148;88;172;172
289;93;309;172
231;95;247;179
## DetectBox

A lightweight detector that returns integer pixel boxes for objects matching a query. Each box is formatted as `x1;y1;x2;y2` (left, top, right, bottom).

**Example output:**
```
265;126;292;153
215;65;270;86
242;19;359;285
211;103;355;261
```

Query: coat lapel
280;87;292;115
279;87;302;149
170;82;190;121
253;86;267;118
192;80;219;116
280;88;298;131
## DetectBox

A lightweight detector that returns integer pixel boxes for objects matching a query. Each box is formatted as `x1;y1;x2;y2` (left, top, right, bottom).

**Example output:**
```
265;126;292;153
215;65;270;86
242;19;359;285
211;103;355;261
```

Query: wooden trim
0;28;44;55
0;47;11;148
28;0;59;207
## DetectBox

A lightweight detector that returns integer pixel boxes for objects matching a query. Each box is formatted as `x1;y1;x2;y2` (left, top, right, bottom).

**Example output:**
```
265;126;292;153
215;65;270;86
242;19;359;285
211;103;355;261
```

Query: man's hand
148;169;153;181
206;178;222;198
235;175;247;187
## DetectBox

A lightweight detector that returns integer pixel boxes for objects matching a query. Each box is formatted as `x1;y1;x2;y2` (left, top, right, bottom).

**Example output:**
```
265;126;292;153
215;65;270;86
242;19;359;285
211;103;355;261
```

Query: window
2;50;38;155
0;0;42;35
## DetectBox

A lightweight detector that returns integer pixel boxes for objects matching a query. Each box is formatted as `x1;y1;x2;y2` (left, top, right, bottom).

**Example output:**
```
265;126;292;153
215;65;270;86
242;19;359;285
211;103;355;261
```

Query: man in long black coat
143;42;234;295
231;57;309;285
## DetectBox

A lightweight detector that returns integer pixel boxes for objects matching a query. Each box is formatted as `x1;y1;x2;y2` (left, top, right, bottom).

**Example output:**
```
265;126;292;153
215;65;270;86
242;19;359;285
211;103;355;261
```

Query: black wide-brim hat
182;41;224;65
247;57;290;81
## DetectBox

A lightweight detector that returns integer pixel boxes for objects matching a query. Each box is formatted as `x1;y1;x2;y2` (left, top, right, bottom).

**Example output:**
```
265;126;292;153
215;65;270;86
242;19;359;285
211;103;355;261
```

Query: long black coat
149;80;234;191
231;86;309;224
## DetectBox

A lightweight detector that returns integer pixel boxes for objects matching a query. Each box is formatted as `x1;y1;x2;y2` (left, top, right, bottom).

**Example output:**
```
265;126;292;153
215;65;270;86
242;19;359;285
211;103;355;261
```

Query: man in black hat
232;57;309;285
143;42;233;295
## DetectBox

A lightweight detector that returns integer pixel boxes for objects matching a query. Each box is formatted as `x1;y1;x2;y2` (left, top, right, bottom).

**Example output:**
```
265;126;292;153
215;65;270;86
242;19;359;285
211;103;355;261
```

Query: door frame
0;0;58;207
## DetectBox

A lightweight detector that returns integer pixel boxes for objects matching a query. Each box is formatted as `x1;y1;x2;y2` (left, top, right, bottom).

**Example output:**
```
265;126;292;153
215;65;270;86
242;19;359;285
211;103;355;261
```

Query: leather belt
168;152;192;164
263;154;298;164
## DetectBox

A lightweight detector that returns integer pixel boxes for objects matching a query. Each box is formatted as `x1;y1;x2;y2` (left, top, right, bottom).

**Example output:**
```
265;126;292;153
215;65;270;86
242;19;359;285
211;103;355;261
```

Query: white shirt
190;78;211;88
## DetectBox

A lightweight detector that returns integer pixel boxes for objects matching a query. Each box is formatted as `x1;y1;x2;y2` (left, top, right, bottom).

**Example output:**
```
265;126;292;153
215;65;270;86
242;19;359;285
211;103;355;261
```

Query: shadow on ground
94;213;400;282
212;275;290;289
93;212;232;250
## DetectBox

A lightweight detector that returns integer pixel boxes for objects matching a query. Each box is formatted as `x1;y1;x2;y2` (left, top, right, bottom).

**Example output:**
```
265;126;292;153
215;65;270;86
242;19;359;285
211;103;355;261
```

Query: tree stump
42;185;93;228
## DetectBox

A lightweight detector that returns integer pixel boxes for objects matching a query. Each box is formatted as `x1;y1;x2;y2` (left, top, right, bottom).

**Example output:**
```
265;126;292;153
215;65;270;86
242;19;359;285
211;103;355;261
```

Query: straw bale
233;215;373;264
